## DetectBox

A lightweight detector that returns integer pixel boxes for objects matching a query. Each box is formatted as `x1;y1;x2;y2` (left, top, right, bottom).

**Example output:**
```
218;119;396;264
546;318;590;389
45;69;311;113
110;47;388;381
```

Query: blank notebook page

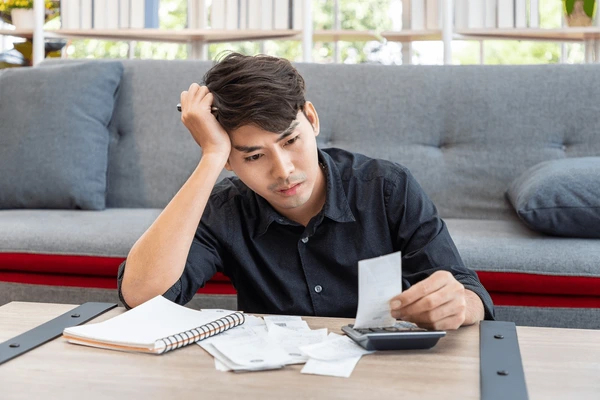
63;296;236;346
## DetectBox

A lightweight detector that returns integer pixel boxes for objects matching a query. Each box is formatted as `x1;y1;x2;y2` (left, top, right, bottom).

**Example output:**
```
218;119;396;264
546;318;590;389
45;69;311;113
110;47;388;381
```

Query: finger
389;295;402;311
417;313;465;331
180;91;189;114
400;280;464;318
188;82;201;92
397;270;452;307
392;289;451;320
199;92;214;110
402;296;465;326
190;86;211;110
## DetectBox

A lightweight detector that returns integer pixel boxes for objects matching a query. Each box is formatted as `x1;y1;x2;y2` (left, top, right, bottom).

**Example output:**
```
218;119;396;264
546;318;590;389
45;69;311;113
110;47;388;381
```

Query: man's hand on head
389;270;485;330
180;83;231;159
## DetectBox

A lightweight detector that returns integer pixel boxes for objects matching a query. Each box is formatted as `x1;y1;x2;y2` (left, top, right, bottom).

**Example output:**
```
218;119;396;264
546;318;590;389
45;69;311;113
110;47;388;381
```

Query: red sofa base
2;253;600;308
0;253;235;295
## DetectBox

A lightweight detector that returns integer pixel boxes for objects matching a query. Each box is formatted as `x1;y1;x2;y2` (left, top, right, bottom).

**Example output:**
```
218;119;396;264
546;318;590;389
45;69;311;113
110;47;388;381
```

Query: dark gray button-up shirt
118;148;494;320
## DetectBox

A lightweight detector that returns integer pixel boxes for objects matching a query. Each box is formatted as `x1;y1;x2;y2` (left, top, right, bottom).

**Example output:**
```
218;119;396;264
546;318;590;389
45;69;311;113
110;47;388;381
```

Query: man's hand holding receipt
345;252;443;351
353;250;484;332
353;251;403;329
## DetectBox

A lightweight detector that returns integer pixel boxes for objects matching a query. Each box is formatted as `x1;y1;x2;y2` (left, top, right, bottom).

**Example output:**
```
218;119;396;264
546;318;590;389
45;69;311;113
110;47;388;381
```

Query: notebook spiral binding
156;312;245;354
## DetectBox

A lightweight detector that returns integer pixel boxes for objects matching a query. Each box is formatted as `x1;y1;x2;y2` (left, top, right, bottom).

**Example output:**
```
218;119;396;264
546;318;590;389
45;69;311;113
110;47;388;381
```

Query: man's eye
245;154;263;162
285;135;300;146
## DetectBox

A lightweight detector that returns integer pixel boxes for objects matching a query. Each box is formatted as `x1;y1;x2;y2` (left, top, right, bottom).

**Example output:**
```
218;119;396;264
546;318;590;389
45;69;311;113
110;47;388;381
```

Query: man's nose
271;151;294;180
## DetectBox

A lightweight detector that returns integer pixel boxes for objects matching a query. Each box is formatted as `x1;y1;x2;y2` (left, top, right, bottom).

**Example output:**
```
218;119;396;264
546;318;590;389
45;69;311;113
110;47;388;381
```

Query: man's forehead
230;119;301;152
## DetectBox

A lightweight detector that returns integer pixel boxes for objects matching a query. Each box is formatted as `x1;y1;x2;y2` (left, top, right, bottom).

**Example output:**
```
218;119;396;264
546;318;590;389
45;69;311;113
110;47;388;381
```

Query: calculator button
383;327;401;332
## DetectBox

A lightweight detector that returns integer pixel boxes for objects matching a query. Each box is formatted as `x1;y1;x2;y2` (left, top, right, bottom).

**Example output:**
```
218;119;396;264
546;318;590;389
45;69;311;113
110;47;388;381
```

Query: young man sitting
118;53;494;330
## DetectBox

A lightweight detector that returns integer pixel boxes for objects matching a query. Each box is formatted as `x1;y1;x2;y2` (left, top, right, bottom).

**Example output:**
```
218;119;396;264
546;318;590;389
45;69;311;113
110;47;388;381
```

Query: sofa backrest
90;60;600;219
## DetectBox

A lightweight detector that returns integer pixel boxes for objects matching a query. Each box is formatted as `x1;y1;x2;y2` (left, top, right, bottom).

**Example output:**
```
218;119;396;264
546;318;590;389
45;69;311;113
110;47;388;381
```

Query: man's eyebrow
233;121;301;153
276;121;300;142
233;144;262;153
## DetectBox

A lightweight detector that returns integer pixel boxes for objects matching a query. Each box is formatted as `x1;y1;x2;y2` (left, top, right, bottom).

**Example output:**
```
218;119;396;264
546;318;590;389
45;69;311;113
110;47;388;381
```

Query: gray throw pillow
0;61;123;210
507;157;600;238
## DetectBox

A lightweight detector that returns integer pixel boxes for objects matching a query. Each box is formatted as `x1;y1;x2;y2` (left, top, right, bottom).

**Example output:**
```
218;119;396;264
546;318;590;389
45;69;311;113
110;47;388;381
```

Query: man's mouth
277;182;302;195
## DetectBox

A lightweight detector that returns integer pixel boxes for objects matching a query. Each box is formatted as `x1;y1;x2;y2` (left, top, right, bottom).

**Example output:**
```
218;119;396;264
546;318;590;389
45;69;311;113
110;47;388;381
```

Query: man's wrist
463;289;485;326
197;152;229;174
201;151;229;164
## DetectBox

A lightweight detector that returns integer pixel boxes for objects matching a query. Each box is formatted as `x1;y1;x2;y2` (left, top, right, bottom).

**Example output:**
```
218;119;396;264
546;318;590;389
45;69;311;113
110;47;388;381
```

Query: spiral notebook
63;296;245;355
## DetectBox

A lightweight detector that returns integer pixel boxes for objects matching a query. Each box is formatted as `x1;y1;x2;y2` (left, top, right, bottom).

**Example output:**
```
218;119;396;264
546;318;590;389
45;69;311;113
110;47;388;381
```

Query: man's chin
269;193;311;210
273;198;306;210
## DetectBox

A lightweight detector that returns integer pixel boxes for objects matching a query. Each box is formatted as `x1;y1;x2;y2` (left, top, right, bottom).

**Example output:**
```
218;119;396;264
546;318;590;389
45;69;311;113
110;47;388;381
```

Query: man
118;53;494;330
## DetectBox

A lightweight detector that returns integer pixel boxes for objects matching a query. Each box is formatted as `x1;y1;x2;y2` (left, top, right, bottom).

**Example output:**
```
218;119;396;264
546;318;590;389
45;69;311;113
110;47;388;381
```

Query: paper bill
214;357;231;372
267;324;328;364
299;333;373;361
353;251;402;329
264;315;310;332
202;341;284;372
301;355;362;378
300;333;371;378
211;336;291;370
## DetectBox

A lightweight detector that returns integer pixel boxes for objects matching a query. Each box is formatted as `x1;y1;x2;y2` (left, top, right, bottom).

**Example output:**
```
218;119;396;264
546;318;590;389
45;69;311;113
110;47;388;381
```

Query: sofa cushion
0;208;235;295
0;208;159;258
446;217;600;309
445;218;600;278
0;61;124;210
506;157;600;238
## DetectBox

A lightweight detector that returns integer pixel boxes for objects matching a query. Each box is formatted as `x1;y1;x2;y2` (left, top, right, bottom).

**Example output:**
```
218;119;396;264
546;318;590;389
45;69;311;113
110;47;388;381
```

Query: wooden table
1;302;599;399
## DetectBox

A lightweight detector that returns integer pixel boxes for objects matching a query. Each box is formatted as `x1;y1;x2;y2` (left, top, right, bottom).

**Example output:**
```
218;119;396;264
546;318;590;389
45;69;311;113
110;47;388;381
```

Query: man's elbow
120;280;144;309
119;274;162;309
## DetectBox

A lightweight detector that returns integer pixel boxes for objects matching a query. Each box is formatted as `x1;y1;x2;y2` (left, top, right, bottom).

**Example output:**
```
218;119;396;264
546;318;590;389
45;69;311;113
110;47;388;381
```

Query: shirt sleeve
385;166;495;321
116;196;228;309
174;215;227;305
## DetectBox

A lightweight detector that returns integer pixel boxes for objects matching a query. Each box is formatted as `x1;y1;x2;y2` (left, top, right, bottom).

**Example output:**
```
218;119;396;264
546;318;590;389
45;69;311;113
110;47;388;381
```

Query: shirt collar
254;148;356;237
318;149;356;224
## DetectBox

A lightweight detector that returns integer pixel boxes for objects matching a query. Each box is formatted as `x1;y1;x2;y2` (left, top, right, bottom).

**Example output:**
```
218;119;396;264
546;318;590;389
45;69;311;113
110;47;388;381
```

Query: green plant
0;0;59;25
564;0;596;17
0;0;55;13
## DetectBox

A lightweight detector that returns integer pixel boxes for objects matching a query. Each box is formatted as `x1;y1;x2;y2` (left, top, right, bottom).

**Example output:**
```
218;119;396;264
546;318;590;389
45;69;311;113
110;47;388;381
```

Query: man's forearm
463;289;485;326
121;153;227;308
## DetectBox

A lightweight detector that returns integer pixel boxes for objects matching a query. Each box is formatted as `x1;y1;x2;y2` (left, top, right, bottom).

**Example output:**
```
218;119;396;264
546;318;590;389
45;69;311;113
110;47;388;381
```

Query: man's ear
304;101;320;136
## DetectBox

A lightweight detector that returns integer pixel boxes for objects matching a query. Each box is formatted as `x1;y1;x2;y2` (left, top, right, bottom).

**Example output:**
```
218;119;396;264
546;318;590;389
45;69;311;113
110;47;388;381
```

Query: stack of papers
300;333;374;378
198;251;402;378
197;314;371;377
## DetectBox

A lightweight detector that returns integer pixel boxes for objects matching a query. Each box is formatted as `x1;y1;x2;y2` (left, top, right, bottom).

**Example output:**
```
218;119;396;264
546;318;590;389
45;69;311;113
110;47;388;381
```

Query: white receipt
211;336;291;371
301;356;362;378
201;308;238;313
264;315;310;332
353;251;402;329
201;324;266;345
263;315;302;323
267;324;328;364
202;342;284;372
199;325;275;372
213;357;231;372
241;315;267;327
299;333;372;378
299;334;373;361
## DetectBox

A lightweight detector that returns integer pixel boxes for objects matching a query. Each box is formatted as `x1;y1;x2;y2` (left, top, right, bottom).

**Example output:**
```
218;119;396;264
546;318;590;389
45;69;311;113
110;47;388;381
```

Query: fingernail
391;300;401;309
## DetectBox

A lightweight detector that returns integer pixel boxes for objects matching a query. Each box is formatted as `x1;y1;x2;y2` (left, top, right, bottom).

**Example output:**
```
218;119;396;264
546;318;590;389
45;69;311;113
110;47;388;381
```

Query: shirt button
301;237;309;244
314;285;323;293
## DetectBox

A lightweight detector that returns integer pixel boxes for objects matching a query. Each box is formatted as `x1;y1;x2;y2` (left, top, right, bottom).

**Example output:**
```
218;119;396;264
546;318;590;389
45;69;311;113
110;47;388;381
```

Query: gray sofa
1;59;599;329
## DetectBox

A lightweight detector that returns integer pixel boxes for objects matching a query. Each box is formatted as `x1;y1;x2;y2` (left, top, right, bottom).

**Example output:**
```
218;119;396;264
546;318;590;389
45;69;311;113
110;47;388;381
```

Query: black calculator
342;321;446;351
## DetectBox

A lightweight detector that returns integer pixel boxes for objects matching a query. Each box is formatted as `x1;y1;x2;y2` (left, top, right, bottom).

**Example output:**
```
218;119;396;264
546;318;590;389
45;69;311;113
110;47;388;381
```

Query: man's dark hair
203;52;306;133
